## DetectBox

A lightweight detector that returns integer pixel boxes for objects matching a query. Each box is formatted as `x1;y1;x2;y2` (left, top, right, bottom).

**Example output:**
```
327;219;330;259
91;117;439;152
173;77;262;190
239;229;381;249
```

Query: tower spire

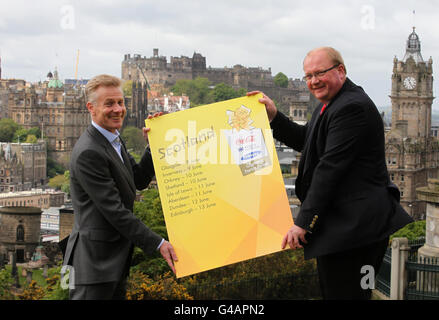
403;26;423;63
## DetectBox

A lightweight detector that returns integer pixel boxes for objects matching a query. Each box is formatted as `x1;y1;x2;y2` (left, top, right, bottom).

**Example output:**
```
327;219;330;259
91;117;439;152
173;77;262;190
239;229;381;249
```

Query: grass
4;265;47;288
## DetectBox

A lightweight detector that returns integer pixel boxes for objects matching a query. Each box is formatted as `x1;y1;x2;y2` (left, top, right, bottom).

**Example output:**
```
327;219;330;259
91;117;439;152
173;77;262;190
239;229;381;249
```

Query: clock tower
386;27;438;220
390;27;434;138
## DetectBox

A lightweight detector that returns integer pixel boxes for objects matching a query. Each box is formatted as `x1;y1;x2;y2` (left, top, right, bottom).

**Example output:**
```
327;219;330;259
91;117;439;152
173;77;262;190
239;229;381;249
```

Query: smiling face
87;85;126;133
303;49;346;104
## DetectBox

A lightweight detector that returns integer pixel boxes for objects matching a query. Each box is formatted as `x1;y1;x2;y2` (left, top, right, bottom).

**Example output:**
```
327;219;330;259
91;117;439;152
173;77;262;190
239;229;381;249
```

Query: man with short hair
249;47;412;299
63;74;177;300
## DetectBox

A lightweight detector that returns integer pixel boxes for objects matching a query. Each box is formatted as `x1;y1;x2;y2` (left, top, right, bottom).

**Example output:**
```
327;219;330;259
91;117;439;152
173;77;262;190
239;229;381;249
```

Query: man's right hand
247;91;278;122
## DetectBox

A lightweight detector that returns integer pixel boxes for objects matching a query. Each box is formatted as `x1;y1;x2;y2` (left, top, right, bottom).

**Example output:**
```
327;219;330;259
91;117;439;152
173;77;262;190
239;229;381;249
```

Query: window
16;225;25;242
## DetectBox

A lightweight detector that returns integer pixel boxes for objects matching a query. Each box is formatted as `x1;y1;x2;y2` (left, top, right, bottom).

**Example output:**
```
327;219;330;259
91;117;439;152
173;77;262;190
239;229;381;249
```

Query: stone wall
59;207;74;241
0;206;42;263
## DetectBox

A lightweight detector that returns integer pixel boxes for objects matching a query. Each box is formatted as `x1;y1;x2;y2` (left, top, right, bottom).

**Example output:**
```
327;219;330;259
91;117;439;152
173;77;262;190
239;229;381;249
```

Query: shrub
126;271;193;300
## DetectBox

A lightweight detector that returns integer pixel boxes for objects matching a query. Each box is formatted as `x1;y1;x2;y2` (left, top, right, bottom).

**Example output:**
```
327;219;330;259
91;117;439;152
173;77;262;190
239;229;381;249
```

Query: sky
0;0;438;109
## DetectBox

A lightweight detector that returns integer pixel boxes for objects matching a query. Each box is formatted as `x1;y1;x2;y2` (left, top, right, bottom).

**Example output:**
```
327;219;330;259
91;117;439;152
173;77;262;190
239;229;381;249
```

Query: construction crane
134;61;150;90
74;49;80;82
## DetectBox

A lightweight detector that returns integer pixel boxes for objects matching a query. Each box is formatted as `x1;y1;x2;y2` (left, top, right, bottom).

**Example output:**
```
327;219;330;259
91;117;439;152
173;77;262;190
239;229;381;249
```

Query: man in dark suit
249;47;413;299
63;74;177;300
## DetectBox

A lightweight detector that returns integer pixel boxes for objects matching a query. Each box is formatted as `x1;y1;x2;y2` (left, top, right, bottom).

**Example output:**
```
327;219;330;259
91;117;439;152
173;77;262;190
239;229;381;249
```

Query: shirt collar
91;121;120;144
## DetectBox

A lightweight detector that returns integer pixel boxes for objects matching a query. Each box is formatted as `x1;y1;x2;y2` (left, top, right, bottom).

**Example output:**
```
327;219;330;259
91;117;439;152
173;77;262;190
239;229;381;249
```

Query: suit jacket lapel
88;126;136;194
300;106;323;175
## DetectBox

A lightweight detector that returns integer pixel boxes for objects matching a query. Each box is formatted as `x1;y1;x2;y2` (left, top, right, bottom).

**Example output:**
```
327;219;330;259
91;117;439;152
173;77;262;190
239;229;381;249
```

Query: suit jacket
271;78;413;259
63;125;162;285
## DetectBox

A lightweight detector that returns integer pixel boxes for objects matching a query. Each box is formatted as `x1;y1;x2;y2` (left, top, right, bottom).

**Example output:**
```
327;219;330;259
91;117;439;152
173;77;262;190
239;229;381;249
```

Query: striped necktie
113;136;124;162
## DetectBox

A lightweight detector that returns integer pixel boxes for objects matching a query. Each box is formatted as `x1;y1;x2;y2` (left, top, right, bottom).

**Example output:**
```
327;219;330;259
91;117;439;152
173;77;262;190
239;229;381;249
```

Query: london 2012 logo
223;105;271;176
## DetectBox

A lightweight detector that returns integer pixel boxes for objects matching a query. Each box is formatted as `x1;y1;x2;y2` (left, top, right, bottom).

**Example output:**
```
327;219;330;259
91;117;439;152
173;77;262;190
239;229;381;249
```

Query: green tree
390;220;426;241
123;80;133;97
13;127;41;143
212;83;246;102
0;118;20;142
61;171;70;196
25;134;38;144
131;188;170;277
171;77;213;107
274;72;289;88
0;268;15;300
27;127;41;138
12;128;28;143
121;126;146;154
47;157;65;178
48;170;70;196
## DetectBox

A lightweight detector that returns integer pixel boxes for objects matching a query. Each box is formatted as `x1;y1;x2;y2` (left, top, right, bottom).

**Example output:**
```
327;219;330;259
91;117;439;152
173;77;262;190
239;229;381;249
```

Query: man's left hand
143;112;163;143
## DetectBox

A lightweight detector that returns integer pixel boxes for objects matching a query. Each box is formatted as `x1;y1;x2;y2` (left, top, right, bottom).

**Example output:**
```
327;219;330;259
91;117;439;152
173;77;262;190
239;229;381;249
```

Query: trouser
69;278;127;300
316;237;389;300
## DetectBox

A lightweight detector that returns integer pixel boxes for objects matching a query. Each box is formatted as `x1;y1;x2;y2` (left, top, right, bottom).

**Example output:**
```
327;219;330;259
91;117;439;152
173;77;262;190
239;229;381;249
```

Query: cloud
0;0;438;109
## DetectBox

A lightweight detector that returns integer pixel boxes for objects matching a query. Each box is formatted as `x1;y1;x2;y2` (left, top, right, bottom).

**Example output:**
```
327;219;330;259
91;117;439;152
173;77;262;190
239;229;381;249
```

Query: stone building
8;70;90;166
59;205;74;242
385;27;439;220
121;49;311;114
0;79;26;119
0;145;23;193
0;141;47;192
0;206;42;263
148;93;190;113
0;189;64;209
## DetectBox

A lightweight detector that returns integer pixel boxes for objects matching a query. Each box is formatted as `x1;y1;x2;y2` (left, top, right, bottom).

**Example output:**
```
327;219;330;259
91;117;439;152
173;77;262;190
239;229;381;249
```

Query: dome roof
47;69;63;88
48;78;63;88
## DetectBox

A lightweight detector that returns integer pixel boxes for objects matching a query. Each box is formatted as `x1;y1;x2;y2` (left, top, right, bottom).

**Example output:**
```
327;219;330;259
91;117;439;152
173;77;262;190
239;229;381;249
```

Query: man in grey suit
63;74;177;300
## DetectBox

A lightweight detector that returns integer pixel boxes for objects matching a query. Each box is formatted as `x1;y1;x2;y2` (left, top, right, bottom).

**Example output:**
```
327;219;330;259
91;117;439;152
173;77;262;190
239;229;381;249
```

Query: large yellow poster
145;93;293;278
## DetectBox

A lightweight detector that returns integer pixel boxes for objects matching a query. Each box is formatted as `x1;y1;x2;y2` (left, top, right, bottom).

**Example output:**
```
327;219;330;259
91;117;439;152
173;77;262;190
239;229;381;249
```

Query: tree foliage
123;80;133;97
0;118;20;142
126;271;193;300
274;72;289;88
131;188;171;277
390;220;426;241
13;127;41;143
212;83;246;102
130;189;320;299
171;77;213;107
171;78;247;107
47;157;66;178
0;269;15;300
121;126;146;154
0;118;41;144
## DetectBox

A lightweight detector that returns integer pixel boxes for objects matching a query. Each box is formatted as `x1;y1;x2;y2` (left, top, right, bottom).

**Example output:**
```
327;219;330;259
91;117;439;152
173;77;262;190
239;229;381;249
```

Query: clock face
403;76;416;90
